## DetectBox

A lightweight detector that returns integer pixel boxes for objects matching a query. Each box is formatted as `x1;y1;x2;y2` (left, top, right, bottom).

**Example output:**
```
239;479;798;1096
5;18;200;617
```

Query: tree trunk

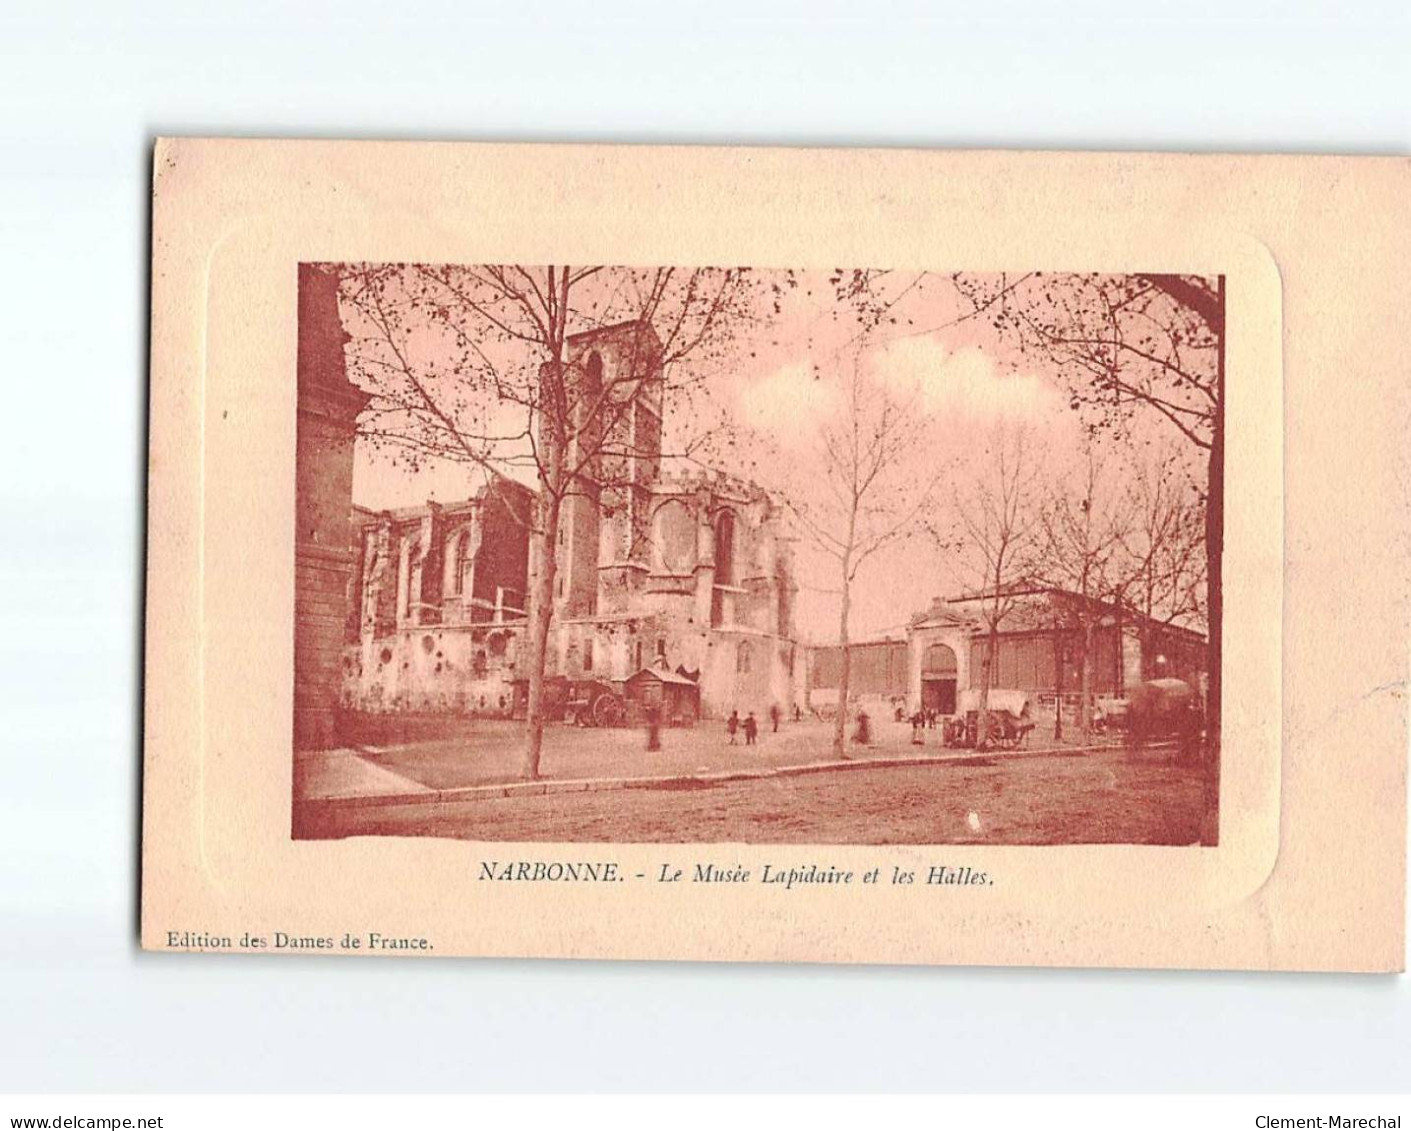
833;564;853;759
522;363;564;778
1202;276;1226;845
1078;618;1094;741
522;468;563;781
977;627;997;749
522;311;570;783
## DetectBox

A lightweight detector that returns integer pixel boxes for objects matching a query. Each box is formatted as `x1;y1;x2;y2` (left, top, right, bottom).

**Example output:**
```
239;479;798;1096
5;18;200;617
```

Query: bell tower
553;320;664;619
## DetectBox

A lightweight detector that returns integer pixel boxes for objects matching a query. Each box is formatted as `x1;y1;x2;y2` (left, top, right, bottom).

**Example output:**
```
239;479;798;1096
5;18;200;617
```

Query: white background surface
1;0;1407;1093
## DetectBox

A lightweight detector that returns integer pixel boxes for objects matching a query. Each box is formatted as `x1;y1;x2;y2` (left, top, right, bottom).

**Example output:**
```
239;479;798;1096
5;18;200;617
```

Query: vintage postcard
142;140;1406;970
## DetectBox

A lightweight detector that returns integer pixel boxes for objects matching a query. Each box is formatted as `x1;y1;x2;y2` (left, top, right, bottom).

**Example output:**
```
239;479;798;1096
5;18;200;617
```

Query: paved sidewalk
294;751;434;802
295;717;1132;810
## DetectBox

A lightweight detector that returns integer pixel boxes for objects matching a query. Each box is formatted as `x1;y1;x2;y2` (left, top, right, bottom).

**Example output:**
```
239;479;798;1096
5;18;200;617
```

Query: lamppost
1054;635;1067;741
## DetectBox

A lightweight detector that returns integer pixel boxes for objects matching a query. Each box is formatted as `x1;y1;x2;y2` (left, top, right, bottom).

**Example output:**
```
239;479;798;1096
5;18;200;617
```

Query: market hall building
905;587;1207;717
802;587;1206;720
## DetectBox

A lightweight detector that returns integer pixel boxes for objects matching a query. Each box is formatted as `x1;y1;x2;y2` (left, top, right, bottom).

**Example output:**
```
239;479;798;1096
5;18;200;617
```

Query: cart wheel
593;693;626;728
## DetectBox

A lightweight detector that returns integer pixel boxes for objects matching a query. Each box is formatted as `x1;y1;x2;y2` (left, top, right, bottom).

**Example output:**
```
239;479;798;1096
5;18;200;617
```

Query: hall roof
913;586;1206;642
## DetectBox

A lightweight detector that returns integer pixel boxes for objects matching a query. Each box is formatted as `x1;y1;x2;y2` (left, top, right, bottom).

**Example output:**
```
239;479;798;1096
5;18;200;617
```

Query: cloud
734;338;1069;464
870;336;1066;425
737;361;841;449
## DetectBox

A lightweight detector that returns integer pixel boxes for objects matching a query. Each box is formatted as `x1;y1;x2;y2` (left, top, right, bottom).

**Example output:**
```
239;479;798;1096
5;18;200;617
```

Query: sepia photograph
5;0;1408;1110
292;262;1223;847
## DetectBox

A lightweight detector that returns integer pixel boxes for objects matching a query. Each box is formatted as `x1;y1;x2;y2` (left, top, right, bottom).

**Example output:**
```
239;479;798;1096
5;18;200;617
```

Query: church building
339;321;800;729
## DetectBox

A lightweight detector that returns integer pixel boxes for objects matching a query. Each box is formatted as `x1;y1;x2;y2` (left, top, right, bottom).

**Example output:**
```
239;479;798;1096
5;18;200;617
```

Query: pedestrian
644;702;662;752
854;708;871;746
910;709;925;745
793;704;802;723
726;710;739;745
769;703;781;733
744;711;759;746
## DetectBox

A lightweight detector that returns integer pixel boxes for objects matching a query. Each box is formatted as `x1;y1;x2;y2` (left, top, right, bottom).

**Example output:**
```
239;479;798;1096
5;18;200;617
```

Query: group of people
907;707;945;744
725;702;794;746
724;710;759;746
645;701;806;752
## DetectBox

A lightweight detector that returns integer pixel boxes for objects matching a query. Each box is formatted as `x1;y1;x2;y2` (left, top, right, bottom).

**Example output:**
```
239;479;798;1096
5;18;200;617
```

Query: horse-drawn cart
563;679;627;727
942;689;1037;750
1126;677;1204;759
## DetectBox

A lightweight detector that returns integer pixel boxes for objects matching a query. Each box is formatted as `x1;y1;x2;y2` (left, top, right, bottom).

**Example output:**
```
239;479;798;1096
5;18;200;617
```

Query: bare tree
830;270;1222;752
1033;439;1134;741
947;423;1044;750
1118;444;1208;641
784;351;940;757
952;272;1223;838
337;263;757;778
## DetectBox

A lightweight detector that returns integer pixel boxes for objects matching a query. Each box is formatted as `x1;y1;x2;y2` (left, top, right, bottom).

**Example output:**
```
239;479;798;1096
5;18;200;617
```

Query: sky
344;267;1204;643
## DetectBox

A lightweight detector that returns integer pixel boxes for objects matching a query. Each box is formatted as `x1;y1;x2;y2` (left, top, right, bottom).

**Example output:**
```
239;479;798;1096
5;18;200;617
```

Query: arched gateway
921;642;958;715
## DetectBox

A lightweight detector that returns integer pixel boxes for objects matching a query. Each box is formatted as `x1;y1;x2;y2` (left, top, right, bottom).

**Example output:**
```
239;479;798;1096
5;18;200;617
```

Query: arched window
578;351;604;429
652;499;696;574
736;640;753;674
565;351;606;465
445;530;465;596
714;510;736;586
361;534;380;629
775;563;790;637
711;510;736;628
402;540;421;623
